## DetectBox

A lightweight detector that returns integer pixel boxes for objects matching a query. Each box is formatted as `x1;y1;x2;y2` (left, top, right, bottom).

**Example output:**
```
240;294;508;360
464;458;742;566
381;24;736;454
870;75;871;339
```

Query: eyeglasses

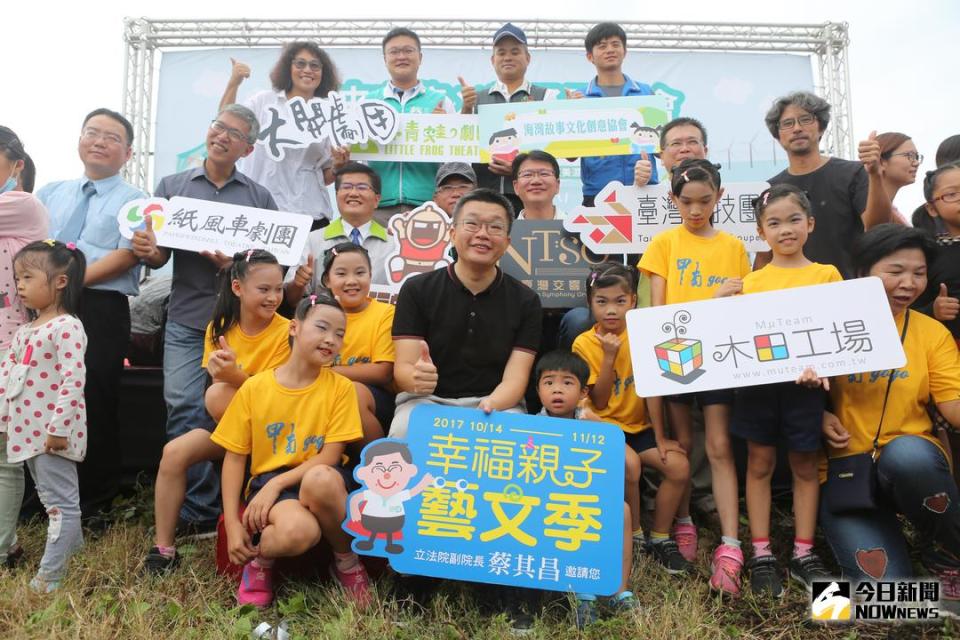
665;138;704;150
517;169;557;180
81;127;125;147
778;114;816;130
892;151;924;164
292;58;323;71
459;219;508;237
339;182;374;192
209;120;250;143
934;191;960;204
437;183;473;194
386;46;418;57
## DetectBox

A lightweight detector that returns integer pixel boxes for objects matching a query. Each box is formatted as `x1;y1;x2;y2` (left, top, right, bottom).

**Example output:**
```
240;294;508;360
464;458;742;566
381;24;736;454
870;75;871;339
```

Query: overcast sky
5;0;956;211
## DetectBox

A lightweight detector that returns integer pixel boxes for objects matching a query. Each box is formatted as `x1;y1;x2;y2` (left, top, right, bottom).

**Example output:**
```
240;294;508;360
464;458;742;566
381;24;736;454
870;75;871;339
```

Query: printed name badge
117;196;312;266
627;278;906;397
342;405;625;596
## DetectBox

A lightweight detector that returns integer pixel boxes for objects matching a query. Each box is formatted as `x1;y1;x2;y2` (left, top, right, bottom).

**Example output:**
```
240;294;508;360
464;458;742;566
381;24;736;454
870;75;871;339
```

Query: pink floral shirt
0;314;87;463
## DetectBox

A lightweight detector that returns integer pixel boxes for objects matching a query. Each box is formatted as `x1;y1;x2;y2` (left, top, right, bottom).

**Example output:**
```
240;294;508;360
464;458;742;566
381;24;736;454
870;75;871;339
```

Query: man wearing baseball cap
467;23;560;215
432;162;477;217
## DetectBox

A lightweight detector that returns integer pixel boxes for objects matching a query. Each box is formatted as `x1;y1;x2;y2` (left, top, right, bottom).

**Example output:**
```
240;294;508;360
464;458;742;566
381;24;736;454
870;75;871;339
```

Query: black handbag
824;311;909;514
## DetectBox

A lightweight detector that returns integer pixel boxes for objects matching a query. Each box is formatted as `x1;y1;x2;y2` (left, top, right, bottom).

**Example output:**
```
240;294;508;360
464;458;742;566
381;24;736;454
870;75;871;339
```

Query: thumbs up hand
634;150;653;187
294;254;315;288
859;130;882;175
458;76;477;114
412;340;438;395
132;213;158;260
229;57;251;87
934;283;960;322
208;336;238;379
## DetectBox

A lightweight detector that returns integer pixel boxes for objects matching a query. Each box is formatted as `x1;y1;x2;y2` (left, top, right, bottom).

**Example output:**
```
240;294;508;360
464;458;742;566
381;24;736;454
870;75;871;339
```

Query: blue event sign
341;405;625;596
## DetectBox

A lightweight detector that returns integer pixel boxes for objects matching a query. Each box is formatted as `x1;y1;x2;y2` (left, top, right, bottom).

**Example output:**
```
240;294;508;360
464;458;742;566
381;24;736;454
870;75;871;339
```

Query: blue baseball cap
493;23;528;46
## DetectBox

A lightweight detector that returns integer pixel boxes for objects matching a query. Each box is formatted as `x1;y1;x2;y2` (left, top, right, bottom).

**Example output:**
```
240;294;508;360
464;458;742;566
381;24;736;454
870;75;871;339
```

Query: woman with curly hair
220;41;347;229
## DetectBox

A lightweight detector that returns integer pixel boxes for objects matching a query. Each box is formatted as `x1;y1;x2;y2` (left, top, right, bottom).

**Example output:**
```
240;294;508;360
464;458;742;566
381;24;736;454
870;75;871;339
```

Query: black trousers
76;288;131;516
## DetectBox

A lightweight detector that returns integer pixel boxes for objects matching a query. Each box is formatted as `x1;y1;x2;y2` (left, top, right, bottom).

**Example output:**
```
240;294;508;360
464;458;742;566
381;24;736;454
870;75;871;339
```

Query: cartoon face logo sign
488;127;520;165
345;439;434;555
654;309;706;383
387;202;454;284
628;121;660;155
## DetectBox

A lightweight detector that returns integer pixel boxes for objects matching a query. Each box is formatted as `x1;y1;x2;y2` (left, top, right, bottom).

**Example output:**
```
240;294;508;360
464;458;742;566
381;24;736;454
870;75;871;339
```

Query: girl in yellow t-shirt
719;185;838;597
638;159;749;589
320;243;396;446
212;292;368;608
572;262;690;575
145;249;289;576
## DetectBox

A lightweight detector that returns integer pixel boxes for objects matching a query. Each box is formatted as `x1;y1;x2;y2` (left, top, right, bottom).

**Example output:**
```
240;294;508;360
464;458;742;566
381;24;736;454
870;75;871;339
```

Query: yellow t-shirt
638;226;750;304
334;299;396;367
742;262;843;295
201;313;291;373
829;311;960;460
211;367;362;477
572;325;649;434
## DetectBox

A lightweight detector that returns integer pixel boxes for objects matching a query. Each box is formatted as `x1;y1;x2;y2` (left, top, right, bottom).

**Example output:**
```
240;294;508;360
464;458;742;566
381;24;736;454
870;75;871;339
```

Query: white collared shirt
516;207;566;221
385;81;456;113
488;79;560;102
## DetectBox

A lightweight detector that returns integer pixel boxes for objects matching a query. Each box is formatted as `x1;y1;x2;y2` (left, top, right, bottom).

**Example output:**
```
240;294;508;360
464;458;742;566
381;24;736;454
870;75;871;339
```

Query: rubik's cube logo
754;333;789;362
654;310;706;384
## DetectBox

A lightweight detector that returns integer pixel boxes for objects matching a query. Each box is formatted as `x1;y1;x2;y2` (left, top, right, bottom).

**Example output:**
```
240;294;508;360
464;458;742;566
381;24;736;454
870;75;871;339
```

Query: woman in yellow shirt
822;225;960;590
145;249;290;575
638;159;749;589
320;243;396;446
213;293;368;608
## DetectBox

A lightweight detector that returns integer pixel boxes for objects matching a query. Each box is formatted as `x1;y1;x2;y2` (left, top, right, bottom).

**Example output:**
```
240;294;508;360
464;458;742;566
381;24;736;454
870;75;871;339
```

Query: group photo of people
2;14;959;638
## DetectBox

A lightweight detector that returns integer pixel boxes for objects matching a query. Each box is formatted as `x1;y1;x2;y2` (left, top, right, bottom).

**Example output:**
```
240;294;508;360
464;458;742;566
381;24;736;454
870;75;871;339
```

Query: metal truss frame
122;18;852;190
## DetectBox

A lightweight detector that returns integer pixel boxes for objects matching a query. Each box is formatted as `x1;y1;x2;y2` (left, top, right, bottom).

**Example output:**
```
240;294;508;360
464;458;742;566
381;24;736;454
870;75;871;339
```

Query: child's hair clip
681;170;690;182
309;294;317;306
245;249;254;261
589;272;599;287
331;247;339;257
65;242;77;250
42;239;56;247
762;192;770;206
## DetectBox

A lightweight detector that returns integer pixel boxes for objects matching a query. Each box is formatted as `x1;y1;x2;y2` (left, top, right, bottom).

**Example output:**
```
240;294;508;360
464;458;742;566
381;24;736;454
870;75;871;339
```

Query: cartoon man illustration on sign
348;440;434;555
387;202;454;284
488;127;521;165
654;309;705;383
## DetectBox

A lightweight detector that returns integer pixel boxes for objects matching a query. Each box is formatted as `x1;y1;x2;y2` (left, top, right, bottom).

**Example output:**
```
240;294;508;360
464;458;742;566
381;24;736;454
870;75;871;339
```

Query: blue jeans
820;435;960;581
558;307;593;351
163;320;219;523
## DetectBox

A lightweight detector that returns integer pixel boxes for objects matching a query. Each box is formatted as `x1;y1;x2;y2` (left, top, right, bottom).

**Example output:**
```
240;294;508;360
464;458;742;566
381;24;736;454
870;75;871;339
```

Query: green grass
0;487;955;639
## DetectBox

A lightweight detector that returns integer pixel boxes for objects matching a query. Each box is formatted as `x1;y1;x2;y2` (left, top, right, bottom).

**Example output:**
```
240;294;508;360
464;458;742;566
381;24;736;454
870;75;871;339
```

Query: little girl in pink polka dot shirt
0;240;87;592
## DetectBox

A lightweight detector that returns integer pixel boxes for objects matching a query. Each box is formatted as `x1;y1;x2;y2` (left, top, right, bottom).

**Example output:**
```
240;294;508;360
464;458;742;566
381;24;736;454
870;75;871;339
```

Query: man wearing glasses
368;27;457;227
36;108;146;523
390;188;541;439
762;91;891;278
512;150;563;220
284;162;393;300
132;104;277;537
432;162;477;217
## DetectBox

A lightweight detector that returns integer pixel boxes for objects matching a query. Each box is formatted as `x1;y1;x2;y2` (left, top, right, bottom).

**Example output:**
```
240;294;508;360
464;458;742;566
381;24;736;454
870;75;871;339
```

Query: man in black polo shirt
390;188;542;438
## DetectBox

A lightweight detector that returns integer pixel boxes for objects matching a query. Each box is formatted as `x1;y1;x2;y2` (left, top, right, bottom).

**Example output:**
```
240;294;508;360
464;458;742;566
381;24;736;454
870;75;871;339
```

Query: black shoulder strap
873;311;910;455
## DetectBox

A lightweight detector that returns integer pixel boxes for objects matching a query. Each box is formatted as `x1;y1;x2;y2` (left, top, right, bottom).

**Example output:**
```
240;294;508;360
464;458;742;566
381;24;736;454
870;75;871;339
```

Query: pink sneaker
237;559;274;608
333;562;373;607
709;544;744;596
671;522;698;562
